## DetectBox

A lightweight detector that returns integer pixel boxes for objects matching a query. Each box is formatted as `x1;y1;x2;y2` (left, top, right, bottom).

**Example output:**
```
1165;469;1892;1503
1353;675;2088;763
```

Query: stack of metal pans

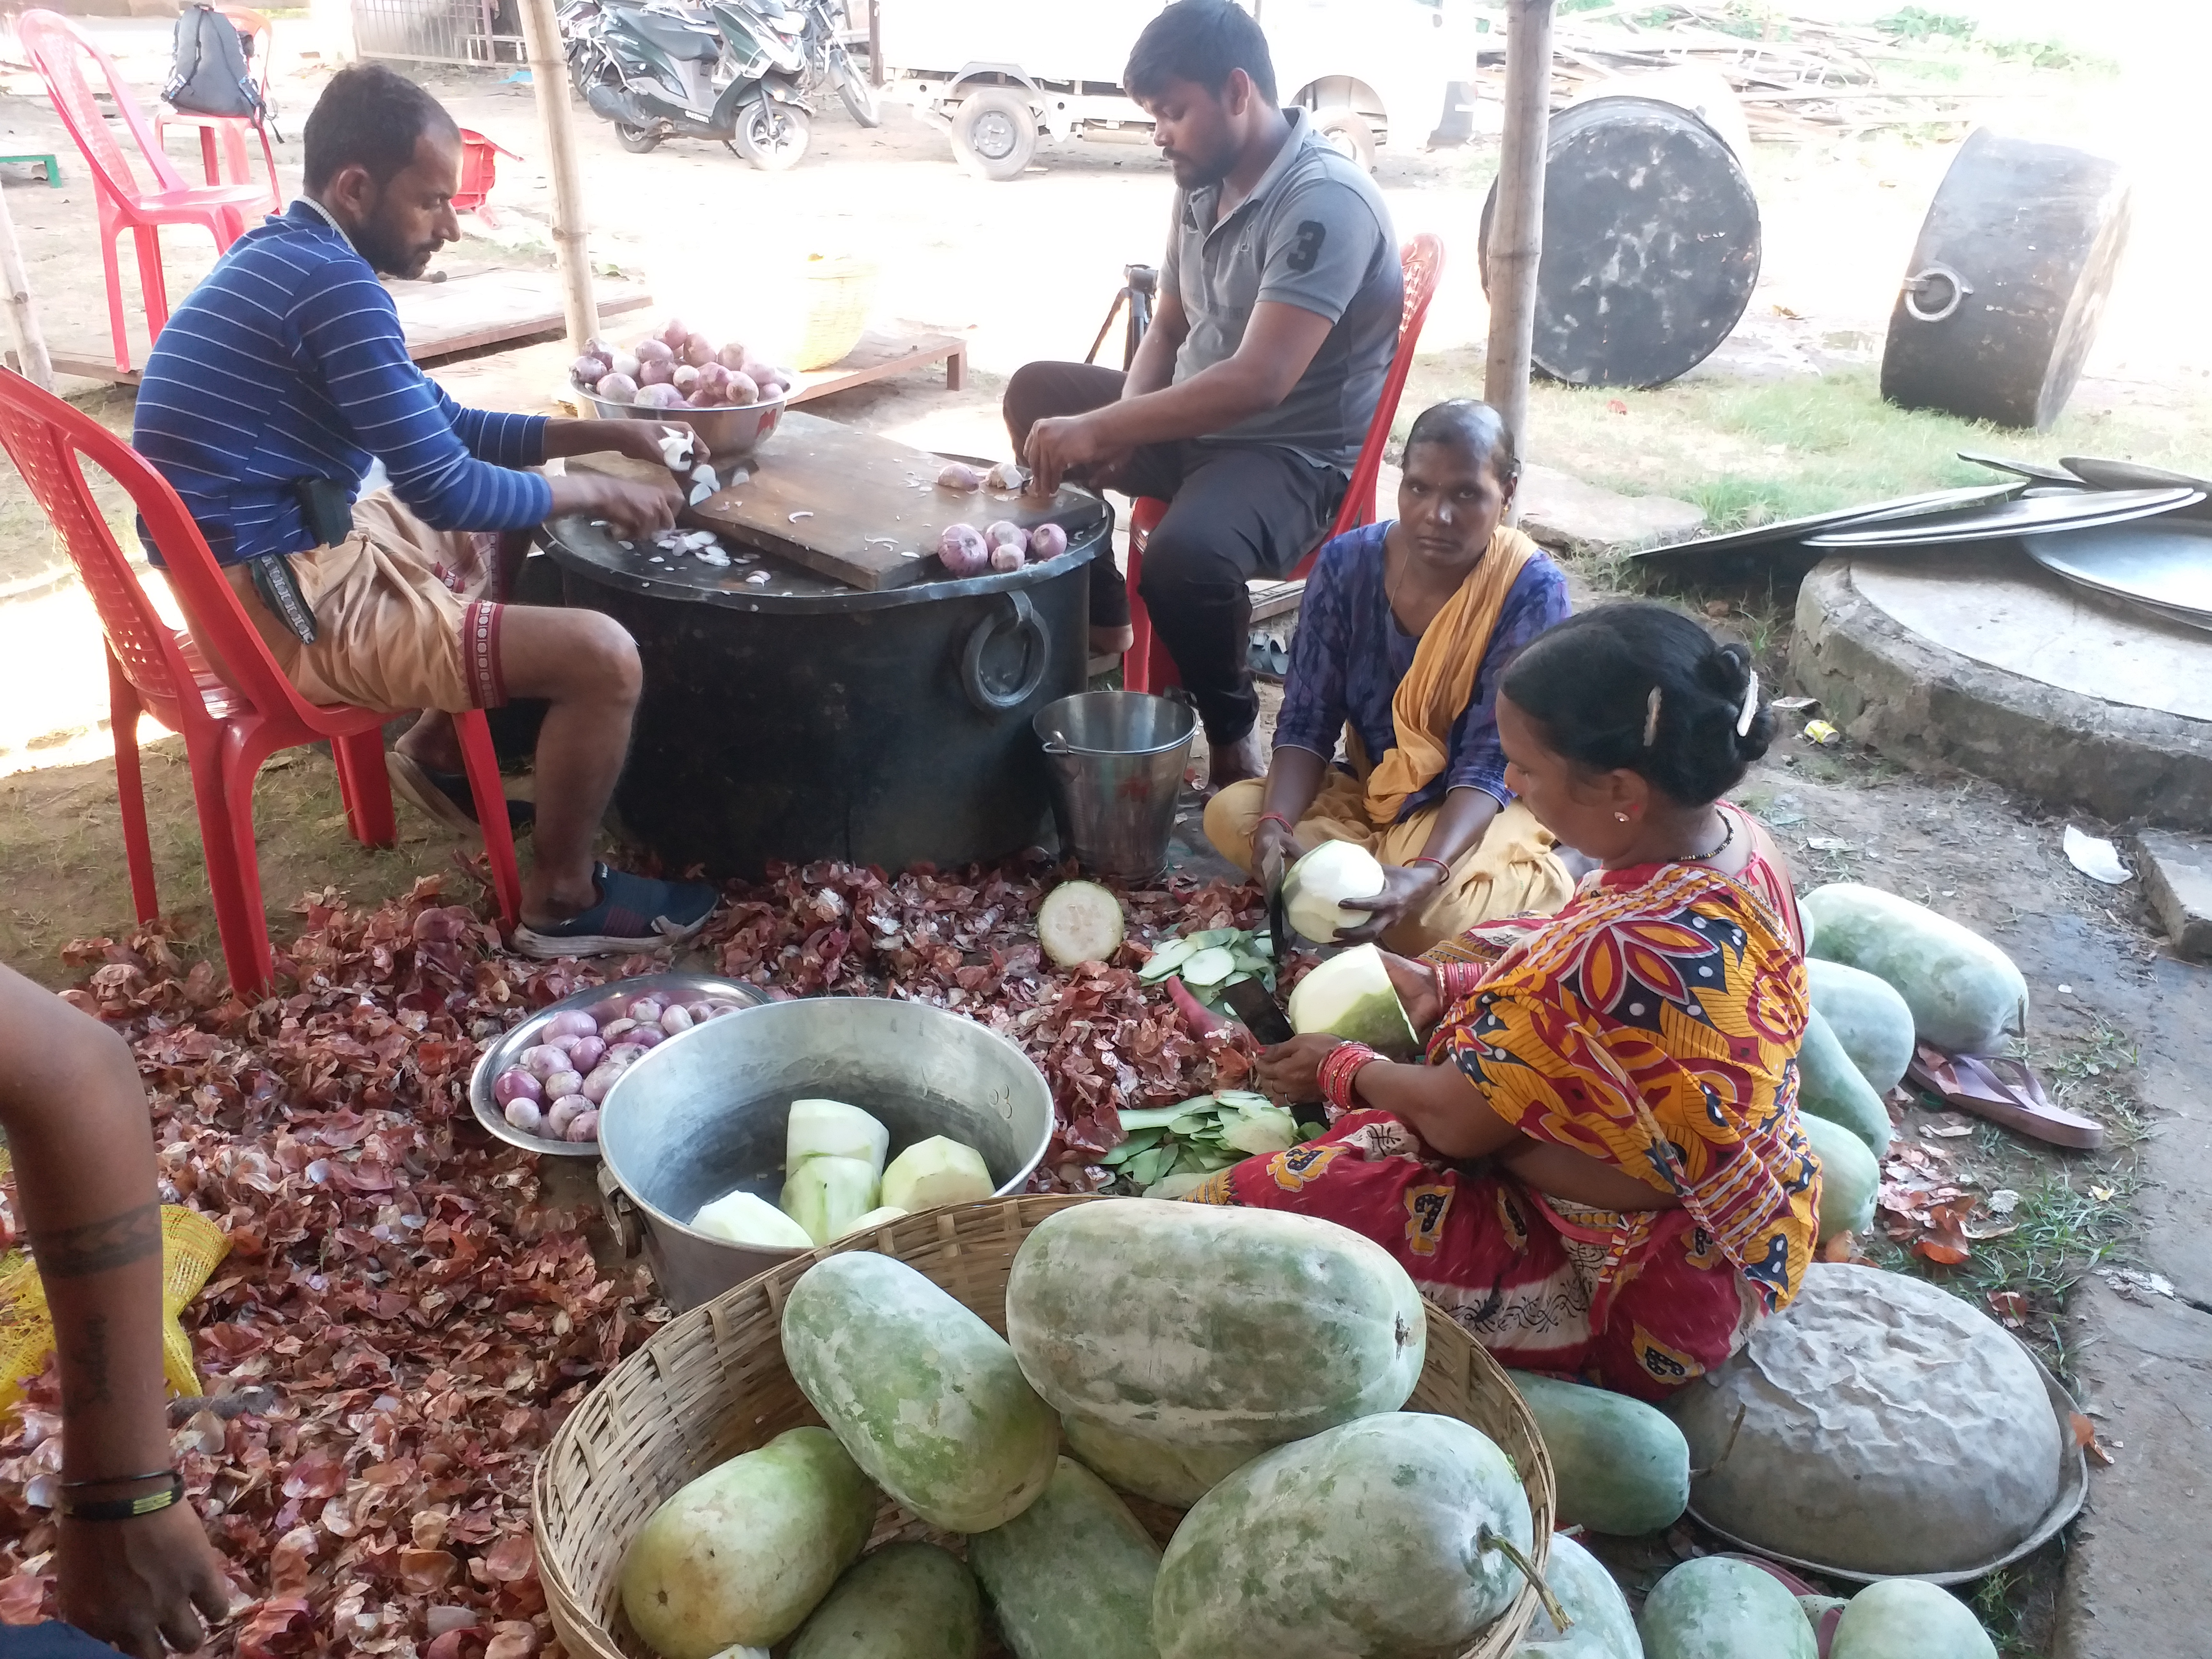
1632;452;2210;630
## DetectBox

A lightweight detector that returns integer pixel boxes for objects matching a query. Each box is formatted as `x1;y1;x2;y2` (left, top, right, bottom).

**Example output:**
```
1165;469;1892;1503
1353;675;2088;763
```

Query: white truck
870;0;1485;180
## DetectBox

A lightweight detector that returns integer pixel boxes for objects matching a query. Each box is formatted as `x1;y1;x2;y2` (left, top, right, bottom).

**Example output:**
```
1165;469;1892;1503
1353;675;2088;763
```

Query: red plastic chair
155;6;282;218
453;128;522;225
1122;233;1447;694
0;369;521;996
16;11;269;374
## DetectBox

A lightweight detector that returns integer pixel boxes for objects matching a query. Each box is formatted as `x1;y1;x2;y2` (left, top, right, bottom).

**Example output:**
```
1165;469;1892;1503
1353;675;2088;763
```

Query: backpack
162;3;266;124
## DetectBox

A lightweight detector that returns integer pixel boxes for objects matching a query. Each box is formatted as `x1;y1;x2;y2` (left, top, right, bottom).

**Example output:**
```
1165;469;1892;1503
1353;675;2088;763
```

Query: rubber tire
832;49;882;128
953;86;1038;181
614;121;661;155
735;99;812;170
1312;106;1378;172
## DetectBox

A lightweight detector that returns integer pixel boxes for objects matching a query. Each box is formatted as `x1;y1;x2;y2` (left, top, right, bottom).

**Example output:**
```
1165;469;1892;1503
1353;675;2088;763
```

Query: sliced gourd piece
1179;947;1238;987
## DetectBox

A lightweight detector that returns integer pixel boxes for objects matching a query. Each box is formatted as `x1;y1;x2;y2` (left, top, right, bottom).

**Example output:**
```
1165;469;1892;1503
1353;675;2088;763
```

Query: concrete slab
2133;828;2212;962
1791;554;2212;827
1850;550;2212;723
1518;464;1707;560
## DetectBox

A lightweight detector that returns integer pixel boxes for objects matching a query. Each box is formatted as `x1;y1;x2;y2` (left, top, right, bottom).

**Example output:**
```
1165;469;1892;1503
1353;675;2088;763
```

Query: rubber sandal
511;863;719;959
386;752;535;840
1905;1044;2105;1151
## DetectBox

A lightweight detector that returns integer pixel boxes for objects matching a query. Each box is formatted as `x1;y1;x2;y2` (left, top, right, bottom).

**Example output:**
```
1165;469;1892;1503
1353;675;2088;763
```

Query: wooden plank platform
36;266;651;387
424;327;970;422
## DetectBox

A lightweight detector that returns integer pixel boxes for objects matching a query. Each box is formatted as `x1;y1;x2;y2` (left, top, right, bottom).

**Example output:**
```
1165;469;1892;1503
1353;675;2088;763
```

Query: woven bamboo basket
791;252;878;371
533;1195;1557;1659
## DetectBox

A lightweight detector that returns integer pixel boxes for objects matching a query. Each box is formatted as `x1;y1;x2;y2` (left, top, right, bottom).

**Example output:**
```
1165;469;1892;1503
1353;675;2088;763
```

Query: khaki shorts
224;491;509;714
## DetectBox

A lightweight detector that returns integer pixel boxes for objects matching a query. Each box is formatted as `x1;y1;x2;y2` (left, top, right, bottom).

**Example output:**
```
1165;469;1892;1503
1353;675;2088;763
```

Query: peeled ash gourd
618;1426;876;1659
879;1136;994;1212
788;1098;891;1178
691;1189;814;1251
1285;943;1422;1060
781;1156;882;1247
782;1251;1059;1532
1281;840;1386;943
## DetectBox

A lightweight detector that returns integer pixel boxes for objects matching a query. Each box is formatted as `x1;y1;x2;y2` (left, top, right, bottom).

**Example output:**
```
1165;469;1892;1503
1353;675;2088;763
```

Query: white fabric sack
1670;1263;2062;1574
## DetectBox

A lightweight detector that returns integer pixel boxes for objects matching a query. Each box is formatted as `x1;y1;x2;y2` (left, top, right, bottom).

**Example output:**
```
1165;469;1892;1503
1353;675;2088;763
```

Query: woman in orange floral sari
1197;602;1817;1401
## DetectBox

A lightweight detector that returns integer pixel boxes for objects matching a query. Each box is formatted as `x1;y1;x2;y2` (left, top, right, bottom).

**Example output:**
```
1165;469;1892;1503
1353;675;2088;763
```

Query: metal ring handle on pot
595;1161;641;1259
961;588;1050;713
1903;263;1972;324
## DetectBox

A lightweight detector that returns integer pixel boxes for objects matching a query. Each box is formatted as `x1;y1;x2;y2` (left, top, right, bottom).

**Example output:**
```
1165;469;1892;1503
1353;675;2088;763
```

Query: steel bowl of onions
469;973;769;1155
573;351;795;464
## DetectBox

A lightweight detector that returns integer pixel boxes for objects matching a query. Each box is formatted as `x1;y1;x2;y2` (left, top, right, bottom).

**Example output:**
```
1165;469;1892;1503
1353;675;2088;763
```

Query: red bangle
1318;1041;1382;1120
1435;960;1486;1002
1257;813;1297;836
1408;855;1453;880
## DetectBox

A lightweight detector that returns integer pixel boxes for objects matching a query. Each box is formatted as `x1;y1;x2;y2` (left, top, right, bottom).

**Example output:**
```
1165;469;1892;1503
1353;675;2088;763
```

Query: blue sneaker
512;863;719;959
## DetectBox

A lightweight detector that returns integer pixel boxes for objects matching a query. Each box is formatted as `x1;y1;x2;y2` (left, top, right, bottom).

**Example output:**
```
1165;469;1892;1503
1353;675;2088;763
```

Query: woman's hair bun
1501;601;1775;805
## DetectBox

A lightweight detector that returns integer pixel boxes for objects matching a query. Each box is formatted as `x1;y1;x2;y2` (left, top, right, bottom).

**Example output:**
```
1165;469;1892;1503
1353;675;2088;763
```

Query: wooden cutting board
573;409;1099;591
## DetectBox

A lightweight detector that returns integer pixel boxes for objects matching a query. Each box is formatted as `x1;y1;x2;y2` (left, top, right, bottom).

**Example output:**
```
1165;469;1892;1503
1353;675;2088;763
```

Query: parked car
872;0;1482;180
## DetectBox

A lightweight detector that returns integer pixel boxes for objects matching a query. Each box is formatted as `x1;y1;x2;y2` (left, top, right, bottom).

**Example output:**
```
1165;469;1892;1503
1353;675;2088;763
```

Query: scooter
562;0;813;170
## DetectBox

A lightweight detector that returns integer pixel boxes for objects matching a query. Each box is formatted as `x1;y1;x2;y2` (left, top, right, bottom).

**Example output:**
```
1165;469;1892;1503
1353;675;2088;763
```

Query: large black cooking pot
540;503;1105;877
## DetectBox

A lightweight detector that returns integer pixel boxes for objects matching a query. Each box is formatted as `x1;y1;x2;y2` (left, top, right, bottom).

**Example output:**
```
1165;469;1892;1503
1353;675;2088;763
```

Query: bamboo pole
517;0;596;354
0;181;54;393
1483;0;1554;489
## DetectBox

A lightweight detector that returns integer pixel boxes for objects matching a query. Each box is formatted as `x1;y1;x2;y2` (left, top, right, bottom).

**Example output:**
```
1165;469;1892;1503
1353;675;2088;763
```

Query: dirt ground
0;14;2208;1655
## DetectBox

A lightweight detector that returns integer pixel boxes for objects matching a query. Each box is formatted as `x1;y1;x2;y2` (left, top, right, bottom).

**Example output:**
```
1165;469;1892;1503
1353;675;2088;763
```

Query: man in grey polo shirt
1004;0;1400;790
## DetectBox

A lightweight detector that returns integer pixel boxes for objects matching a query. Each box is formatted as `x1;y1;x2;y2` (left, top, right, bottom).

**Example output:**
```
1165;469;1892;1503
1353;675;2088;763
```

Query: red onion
612;351;641;381
638;358;675;388
725;372;760;406
541;1068;584;1101
986;520;1029;551
504;1099;544;1134
636;338;674;365
568;1035;607;1074
628;1027;664;1050
938;523;990;577
937;462;986;492
661;1004;694;1035
544;1010;599;1039
563;1109;601;1143
546;1097;586;1137
684;1000;719;1022
628;998;666;1024
673;365;701;396
544;1031;587;1055
990;541;1025;574
637;384;685;409
492;1067;541;1105
1029;523;1069;559
600;1018;638;1042
596;372;639;403
572;353;611;387
716;341;749;372
683;332;716;368
580;1062;627;1104
518;1044;573;1080
661;317;691;352
604;1043;649;1068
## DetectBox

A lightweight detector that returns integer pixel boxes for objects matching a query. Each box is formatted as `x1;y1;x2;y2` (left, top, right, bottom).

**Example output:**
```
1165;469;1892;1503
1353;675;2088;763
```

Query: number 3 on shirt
1286;219;1328;274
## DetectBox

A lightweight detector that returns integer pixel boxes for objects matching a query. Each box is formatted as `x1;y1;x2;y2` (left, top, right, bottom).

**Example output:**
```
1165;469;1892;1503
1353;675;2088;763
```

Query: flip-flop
386;752;535;841
1905;1044;2105;1150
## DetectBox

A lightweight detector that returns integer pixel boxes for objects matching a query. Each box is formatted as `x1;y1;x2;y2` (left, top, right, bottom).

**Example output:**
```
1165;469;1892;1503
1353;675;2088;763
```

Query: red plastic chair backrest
16;10;190;204
1330;231;1447;542
0;368;315;726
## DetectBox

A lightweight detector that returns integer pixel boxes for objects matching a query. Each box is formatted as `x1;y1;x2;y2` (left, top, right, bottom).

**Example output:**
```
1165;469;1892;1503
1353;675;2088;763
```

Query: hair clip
1641;687;1662;747
1736;669;1760;737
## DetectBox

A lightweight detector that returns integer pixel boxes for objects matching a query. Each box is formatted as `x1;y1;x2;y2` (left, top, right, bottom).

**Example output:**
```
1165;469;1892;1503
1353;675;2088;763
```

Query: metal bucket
1033;691;1196;881
594;997;1056;1311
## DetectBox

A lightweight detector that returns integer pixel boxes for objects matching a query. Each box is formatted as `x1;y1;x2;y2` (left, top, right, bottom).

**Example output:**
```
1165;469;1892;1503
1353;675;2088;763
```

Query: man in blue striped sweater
135;65;716;958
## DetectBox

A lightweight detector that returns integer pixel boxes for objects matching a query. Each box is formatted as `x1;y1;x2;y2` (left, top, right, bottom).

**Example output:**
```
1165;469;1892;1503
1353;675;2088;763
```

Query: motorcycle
792;0;879;130
561;0;814;170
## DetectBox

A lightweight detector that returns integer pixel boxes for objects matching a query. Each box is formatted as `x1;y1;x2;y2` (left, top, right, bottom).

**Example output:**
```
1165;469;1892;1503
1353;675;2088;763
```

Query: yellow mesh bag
0;1206;231;1410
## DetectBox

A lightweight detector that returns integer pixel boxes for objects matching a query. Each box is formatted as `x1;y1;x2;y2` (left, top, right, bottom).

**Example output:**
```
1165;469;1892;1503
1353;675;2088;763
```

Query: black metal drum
540;503;1106;878
1880;128;2132;430
1480;95;1762;388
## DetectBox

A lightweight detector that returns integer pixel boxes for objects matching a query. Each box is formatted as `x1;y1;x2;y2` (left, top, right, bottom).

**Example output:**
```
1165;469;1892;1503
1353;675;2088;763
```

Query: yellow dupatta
1358;524;1540;824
